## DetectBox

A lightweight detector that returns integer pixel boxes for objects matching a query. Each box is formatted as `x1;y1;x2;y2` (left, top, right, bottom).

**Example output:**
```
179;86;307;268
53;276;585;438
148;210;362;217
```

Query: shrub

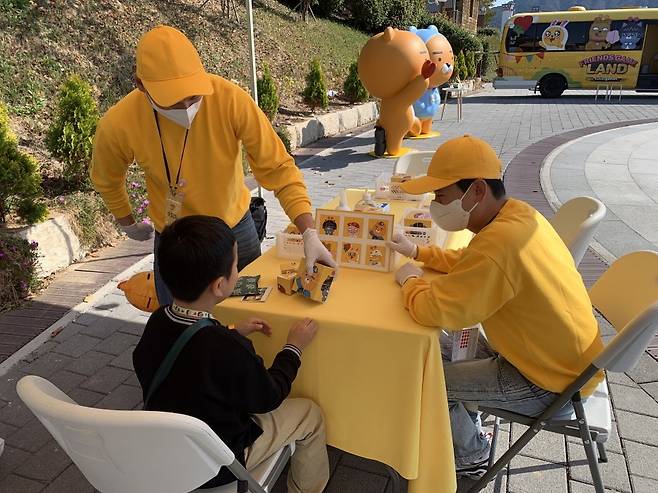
54;192;117;251
0;101;48;225
275;127;292;153
456;51;467;81
303;59;329;110
466;51;477;79
343;62;369;103
0;230;40;312
257;64;279;122
314;0;344;18
347;0;426;33
46;74;99;189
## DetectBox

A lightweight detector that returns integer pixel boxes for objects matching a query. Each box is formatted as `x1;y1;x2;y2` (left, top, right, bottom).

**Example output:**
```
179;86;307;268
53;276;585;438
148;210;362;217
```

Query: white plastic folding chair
16;375;293;493
550;196;606;266
393;151;434;176
471;251;658;493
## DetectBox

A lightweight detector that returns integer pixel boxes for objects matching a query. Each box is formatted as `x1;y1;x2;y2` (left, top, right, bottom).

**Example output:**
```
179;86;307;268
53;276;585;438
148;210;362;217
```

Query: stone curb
281;101;378;151
0;253;155;377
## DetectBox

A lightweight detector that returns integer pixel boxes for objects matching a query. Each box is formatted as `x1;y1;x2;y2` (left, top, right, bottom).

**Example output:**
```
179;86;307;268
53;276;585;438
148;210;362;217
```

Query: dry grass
0;0;368;163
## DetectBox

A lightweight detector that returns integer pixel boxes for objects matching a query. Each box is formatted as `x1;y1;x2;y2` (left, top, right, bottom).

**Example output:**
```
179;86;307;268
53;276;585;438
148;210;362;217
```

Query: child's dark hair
157;215;236;302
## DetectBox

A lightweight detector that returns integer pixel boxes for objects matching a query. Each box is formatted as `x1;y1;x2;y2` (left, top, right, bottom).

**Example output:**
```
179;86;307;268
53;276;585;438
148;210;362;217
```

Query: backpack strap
144;318;215;408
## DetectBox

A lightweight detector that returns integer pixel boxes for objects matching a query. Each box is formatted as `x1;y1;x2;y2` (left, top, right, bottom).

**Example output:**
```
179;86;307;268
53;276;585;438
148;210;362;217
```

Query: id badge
164;186;185;226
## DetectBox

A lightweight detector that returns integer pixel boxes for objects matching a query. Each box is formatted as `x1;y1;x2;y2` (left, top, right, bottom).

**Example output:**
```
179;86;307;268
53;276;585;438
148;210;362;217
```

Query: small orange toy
358;27;435;157
118;271;160;313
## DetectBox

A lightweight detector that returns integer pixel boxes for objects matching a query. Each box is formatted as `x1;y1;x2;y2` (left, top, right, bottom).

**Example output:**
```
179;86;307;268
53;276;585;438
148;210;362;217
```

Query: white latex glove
386;232;418;259
121;222;154;241
302;228;337;273
395;262;423;286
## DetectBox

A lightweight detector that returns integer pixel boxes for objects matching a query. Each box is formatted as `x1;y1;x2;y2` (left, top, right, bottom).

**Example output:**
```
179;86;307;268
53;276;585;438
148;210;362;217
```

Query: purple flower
0;252;4;258
30;241;38;249
142;200;149;206
142;217;151;225
20;280;27;290
136;207;143;214
131;181;140;189
58;196;65;203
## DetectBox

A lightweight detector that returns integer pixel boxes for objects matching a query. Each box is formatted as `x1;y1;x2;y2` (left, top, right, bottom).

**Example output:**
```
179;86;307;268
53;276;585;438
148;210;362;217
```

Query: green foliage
0;101;47;225
276;127;292;154
257;64;280;122
0;230;40;312
55;191;116;251
343;61;368;103
303;59;329;110
466;51;477;79
456;51;467;81
46;75;99;190
478;27;499;38
314;0;344;18
347;0;426;33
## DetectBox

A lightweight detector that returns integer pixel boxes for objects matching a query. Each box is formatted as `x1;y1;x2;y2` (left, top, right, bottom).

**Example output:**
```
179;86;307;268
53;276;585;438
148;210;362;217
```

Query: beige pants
245;398;330;493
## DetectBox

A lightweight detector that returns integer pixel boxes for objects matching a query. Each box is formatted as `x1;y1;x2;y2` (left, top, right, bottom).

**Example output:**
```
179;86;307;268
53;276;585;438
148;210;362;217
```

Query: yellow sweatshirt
90;75;311;232
402;199;604;396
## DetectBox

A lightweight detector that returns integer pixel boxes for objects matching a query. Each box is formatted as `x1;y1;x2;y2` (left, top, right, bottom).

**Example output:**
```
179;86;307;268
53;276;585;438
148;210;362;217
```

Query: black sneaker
456;457;489;479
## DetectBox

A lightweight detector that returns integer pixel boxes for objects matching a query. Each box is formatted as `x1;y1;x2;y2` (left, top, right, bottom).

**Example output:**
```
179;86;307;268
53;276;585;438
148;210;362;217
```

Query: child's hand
235;318;273;337
287;318;318;351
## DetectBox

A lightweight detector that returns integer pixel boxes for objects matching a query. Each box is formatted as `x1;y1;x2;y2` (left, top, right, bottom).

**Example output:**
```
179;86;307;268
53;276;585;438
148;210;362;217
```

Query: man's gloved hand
302;228;337;273
395;262;423;287
386;232;418;259
121;222;154;241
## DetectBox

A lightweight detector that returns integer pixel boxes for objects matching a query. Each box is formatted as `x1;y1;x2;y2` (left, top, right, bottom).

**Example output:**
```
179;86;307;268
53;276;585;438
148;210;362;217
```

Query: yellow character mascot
358;27;435;157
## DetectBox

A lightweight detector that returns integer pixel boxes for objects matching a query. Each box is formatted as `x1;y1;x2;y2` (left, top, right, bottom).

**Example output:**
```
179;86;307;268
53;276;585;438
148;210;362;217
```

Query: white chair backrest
593;301;658;372
589;251;658;331
550;196;606;266
17;375;233;493
393;151;434;176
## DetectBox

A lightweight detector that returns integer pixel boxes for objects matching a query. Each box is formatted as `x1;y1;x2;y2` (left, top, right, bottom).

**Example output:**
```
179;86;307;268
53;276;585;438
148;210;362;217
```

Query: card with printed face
317;213;340;236
343;216;364;238
367;218;389;241
242;287;272;302
341;243;362;265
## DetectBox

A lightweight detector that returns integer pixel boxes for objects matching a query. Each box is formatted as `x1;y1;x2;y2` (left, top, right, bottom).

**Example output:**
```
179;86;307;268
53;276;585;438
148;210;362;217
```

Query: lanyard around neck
153;110;189;190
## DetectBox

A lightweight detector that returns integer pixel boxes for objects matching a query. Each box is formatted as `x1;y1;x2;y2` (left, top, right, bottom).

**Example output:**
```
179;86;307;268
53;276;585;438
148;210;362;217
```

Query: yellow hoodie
402;199;604;396
90;75;311;232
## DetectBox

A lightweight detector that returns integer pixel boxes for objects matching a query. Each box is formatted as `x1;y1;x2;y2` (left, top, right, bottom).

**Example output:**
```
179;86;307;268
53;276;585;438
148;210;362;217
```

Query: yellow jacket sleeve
402;249;515;330
89;116;134;219
234;88;312;222
417;245;467;273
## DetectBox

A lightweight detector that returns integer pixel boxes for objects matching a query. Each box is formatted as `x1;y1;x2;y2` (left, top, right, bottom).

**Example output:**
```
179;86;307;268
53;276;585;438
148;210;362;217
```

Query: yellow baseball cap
401;135;502;194
136;25;213;107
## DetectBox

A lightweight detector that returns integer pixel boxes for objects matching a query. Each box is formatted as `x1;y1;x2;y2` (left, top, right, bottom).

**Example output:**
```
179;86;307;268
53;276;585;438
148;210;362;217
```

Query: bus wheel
538;74;567;98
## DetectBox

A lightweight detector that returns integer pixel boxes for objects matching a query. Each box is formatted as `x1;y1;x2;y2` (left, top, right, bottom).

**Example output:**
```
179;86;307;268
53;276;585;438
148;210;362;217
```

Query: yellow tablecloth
215;190;472;493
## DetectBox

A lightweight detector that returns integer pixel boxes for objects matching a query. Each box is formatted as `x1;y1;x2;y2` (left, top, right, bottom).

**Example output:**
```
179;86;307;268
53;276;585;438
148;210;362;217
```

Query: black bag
249;195;267;243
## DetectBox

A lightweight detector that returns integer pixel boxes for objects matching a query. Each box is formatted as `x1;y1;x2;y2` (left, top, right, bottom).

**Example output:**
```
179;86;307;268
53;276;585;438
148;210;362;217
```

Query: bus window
506;24;539;52
564;22;590;51
614;20;645;50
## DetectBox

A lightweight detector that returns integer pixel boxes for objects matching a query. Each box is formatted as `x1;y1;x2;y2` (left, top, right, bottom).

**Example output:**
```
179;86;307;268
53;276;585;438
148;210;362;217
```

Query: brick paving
1;87;658;492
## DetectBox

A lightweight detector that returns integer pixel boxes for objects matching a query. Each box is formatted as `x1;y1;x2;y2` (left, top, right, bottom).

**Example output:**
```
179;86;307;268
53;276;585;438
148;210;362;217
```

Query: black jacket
133;305;301;488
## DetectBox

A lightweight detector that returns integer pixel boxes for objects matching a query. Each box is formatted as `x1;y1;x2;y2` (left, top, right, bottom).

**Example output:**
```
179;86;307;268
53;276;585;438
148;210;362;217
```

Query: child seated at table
133;215;330;492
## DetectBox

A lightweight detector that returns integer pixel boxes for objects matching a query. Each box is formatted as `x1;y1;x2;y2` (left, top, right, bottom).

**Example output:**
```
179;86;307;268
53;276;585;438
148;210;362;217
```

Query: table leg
440;99;447;121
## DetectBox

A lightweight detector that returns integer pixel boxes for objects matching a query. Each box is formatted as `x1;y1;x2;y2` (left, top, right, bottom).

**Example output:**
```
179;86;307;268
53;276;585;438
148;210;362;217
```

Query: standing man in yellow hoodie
90;25;335;305
387;135;604;479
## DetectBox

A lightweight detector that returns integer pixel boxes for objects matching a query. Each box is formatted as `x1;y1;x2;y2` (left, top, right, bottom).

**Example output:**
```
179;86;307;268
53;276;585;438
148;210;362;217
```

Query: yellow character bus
493;6;658;97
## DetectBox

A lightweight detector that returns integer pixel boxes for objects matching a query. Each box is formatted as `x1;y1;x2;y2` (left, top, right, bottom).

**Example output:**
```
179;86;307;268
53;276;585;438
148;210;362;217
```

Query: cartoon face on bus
620;20;643;50
540;21;569;51
586;16;613;50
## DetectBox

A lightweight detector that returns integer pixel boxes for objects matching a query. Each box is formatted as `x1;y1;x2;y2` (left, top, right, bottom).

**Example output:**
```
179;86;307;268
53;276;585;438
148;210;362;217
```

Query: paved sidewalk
544;122;658;261
1;87;658;492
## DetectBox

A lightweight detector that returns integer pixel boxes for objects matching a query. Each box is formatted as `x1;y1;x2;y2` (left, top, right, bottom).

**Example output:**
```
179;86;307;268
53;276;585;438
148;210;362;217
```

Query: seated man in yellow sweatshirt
387;135;604;479
90;25;335;306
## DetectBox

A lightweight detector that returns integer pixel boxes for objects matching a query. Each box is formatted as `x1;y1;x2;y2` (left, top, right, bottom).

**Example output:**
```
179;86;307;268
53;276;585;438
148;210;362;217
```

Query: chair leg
488;417;501;470
468;419;543;493
573;395;605;493
596;441;608;464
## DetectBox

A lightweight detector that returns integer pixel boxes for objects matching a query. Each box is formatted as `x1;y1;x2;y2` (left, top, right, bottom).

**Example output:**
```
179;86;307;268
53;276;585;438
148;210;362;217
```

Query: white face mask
430;183;479;232
147;95;202;129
